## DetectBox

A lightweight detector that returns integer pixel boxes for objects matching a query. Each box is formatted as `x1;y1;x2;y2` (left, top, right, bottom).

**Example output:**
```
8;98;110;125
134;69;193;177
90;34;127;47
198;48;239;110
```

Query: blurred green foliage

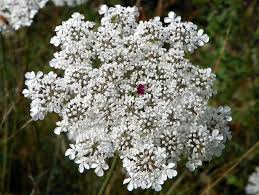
0;0;258;194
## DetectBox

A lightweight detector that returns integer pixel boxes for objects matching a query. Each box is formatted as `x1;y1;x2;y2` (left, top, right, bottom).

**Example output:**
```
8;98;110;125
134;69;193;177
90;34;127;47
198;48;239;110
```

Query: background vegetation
0;0;259;194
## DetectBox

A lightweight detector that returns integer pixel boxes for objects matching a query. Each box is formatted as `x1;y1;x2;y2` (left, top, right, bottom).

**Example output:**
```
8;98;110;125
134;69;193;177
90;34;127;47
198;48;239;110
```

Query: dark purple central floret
137;84;145;95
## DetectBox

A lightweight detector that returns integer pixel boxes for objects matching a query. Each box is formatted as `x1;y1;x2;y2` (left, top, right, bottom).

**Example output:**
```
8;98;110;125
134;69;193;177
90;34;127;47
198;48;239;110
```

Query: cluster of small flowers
0;0;88;33
246;167;259;195
51;0;88;7
0;0;48;33
23;5;232;191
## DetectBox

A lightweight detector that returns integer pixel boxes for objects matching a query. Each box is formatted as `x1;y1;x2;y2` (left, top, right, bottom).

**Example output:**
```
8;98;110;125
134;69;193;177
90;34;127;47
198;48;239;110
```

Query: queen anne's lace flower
23;5;232;191
246;167;259;195
51;0;87;6
0;0;48;33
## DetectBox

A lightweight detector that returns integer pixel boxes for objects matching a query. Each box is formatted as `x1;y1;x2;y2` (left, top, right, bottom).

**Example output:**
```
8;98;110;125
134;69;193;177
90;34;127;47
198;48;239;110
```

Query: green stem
97;154;119;195
0;33;7;192
46;137;60;195
165;171;187;195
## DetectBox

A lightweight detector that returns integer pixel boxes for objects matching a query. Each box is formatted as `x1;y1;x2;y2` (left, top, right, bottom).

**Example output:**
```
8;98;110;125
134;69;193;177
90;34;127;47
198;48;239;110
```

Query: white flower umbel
23;5;232;191
246;167;259;195
51;0;87;6
0;0;48;33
